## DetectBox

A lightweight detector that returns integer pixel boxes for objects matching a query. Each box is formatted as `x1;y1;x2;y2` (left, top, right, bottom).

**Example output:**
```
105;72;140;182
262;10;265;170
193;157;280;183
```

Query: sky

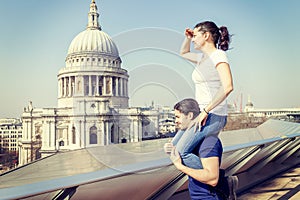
0;0;300;118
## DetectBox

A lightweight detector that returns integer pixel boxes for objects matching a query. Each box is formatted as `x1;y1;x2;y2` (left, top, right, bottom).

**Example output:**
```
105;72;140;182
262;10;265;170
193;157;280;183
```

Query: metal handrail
223;133;299;153
0;158;171;200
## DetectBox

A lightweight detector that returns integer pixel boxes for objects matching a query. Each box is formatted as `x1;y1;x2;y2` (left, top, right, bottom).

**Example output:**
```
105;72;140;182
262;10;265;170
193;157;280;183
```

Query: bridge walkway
0;119;299;200
238;164;300;200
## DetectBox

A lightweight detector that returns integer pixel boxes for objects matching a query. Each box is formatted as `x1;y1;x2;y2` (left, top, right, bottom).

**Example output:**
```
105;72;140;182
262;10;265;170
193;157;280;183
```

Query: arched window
59;140;65;146
90;126;97;144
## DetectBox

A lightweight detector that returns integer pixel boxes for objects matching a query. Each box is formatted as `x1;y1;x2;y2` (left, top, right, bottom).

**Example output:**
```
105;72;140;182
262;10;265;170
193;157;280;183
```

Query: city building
0;118;22;171
158;106;176;135
0;118;22;153
244;96;300;119
224;96;300;131
18;0;158;166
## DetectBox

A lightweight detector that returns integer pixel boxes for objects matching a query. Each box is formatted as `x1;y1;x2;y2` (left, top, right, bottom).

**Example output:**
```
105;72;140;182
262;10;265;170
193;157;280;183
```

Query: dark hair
174;98;200;120
194;21;231;51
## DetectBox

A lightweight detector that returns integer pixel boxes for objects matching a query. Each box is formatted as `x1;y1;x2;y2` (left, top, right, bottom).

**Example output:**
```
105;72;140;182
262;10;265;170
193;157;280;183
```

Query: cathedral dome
67;29;119;58
58;0;128;110
66;0;119;59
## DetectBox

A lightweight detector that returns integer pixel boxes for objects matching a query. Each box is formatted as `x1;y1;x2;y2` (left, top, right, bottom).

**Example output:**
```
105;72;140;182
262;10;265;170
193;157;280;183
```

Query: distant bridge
245;108;300;118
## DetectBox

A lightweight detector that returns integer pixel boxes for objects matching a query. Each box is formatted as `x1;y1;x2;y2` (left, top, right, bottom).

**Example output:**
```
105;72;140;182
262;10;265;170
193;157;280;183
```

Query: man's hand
170;147;183;170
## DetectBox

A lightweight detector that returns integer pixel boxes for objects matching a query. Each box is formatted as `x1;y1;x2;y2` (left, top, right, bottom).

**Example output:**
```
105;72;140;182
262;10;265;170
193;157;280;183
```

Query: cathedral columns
115;77;118;96
58;77;76;97
74;76;78;96
120;78;123;96
49;120;56;149
59;75;127;97
122;79;126;97
58;79;62;98
123;78;126;97
63;78;67;97
96;75;99;95
104;121;109;145
129;119;142;142
58;75;128;99
109;77;112;95
42;121;49;148
81;76;84;96
89;75;92;96
68;77;72;97
103;76;107;95
125;79;128;97
103;76;112;96
71;77;74;96
118;78;122;96
134;119;140;142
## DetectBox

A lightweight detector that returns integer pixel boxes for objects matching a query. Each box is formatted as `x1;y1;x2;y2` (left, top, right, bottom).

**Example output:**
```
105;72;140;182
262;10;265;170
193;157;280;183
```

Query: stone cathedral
19;0;158;165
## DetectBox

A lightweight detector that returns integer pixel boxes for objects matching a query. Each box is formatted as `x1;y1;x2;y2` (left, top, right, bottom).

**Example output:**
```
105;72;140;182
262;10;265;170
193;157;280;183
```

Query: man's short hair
174;98;200;120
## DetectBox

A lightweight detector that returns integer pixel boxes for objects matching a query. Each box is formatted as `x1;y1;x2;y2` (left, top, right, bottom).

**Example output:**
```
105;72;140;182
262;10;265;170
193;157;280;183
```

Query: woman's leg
171;129;185;146
175;114;227;169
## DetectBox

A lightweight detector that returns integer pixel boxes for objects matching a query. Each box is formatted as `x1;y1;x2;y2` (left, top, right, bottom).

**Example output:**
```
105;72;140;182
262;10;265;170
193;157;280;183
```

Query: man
164;98;238;199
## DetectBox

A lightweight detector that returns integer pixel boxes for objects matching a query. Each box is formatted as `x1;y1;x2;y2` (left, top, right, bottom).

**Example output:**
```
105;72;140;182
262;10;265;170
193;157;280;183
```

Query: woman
182;21;233;126
167;20;235;200
171;21;233;170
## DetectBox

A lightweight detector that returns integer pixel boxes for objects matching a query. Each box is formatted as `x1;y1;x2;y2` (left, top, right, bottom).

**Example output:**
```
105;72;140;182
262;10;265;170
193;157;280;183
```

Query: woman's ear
204;32;210;40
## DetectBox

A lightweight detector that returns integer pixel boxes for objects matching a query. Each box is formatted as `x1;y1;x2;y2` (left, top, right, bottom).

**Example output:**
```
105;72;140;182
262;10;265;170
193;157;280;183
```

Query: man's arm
170;147;220;187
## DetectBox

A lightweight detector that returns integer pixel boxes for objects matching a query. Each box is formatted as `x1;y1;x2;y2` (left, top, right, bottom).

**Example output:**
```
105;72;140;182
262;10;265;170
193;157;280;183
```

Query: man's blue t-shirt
188;136;223;200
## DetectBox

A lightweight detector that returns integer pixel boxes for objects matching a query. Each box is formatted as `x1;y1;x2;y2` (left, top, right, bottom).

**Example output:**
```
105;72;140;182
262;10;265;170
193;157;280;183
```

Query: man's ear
187;112;194;120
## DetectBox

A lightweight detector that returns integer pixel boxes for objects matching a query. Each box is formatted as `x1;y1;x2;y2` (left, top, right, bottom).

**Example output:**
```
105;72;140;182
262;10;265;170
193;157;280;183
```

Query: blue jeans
172;113;227;169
